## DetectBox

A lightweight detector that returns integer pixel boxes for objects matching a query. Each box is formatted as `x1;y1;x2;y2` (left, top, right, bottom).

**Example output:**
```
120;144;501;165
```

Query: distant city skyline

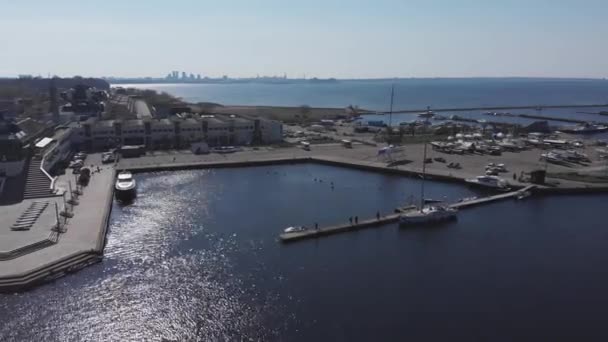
1;0;608;79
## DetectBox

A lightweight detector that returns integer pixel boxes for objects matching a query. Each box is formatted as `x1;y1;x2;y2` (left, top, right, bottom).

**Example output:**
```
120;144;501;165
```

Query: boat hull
399;211;457;226
115;187;136;201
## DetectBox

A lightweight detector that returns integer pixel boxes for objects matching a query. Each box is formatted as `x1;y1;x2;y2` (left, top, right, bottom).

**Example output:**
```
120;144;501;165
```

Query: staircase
23;157;54;199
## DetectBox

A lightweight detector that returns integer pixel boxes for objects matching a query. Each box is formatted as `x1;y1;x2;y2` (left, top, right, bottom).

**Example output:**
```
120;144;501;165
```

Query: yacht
560;123;608;134
399;142;458;227
115;171;137;201
399;206;458;225
465;175;510;191
418;110;435;119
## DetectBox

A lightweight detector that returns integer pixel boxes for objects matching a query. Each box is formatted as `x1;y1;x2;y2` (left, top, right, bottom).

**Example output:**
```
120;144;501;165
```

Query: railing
39;147;58;193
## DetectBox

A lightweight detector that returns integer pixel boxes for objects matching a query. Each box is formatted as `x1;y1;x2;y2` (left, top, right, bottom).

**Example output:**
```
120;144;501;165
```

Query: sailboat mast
420;142;427;210
388;84;394;128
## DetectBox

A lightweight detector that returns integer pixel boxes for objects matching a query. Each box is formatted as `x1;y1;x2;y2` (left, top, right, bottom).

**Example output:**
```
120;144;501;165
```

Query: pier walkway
450;185;536;209
280;213;402;243
280;185;536;243
366;104;608;114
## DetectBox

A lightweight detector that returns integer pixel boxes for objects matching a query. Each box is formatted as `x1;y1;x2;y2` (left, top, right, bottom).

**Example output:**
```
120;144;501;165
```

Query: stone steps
0;252;101;291
23;158;53;199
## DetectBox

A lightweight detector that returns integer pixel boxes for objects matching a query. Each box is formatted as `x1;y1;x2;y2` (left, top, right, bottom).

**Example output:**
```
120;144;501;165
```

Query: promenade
0;162;114;291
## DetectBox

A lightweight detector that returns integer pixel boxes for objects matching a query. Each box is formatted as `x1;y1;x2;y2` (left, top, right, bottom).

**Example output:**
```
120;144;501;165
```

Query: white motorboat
283;226;306;233
115;171;137;201
465;175;510;191
517;191;531;200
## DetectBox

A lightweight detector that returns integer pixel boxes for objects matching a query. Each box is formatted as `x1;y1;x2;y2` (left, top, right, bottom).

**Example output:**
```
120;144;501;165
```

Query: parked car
69;160;84;169
101;152;115;164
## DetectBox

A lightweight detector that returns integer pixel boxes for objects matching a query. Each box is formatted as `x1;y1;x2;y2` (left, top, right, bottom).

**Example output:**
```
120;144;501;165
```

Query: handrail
39;147;57;193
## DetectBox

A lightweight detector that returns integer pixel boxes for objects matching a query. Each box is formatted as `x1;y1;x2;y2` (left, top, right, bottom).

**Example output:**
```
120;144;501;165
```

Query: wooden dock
280;185;536;243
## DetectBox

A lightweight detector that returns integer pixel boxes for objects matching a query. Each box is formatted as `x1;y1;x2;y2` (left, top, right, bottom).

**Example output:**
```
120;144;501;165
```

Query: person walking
349;217;353;225
315;222;319;230
355;216;358;224
376;211;380;220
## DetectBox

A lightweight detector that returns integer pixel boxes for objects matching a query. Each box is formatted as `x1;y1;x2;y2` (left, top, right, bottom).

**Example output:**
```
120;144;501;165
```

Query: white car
69;160;84;169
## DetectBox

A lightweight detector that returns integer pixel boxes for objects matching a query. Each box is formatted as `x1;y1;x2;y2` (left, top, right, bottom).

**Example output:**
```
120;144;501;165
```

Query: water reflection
0;164;478;341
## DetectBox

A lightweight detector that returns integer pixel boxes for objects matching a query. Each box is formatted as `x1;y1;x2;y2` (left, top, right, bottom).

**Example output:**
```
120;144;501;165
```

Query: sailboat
399;142;458;226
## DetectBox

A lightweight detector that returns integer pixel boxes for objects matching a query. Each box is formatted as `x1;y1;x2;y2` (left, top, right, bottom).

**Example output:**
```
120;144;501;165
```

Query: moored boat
399;206;458;225
465;175;510;191
560;123;608;134
399;142;458;227
115;171;137;201
283;226;307;233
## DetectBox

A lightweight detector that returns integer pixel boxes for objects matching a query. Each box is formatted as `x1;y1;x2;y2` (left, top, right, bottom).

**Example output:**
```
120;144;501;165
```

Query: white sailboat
399;142;457;226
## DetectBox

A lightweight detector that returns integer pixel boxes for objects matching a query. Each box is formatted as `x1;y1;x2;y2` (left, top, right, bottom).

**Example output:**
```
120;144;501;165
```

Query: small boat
115;171;137;201
418;110;435;119
400;142;458;227
211;146;241;154
283;226;307;233
560;123;608;134
517;191;531;200
399;206;458;225
457;196;478;203
465;175;510;191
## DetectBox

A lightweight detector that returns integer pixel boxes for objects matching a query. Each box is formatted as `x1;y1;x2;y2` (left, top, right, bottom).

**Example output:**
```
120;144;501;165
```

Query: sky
1;0;607;79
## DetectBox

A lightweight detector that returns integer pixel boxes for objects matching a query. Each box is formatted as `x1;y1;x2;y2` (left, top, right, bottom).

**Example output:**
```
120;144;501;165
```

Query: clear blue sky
1;0;607;78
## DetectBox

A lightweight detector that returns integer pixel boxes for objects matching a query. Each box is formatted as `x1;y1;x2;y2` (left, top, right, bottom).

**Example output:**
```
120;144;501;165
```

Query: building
71;114;282;151
0;119;28;177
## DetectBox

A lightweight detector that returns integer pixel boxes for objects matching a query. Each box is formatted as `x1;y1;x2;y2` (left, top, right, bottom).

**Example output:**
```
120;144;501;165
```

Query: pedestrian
355;216;358;224
376;211;380;220
349;217;353;225
513;172;516;180
315;222;318;230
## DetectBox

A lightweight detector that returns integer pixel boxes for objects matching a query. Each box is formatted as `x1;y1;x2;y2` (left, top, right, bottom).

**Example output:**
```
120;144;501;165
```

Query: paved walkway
0;166;114;279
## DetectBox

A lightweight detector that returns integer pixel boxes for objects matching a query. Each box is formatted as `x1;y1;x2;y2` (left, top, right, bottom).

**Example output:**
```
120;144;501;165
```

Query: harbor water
2;164;608;341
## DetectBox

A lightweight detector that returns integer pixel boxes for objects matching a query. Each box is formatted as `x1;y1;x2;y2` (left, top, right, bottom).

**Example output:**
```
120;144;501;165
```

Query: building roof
35;137;54;148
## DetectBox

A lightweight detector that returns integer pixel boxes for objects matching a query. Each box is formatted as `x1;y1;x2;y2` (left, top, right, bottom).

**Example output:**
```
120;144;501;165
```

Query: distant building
0;100;19;119
71;114;283;151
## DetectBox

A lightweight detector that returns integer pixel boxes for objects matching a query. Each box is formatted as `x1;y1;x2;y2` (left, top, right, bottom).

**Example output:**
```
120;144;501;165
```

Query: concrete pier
366;103;608;114
280;185;537;243
280;213;402;242
450;185;536;209
0;165;115;292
